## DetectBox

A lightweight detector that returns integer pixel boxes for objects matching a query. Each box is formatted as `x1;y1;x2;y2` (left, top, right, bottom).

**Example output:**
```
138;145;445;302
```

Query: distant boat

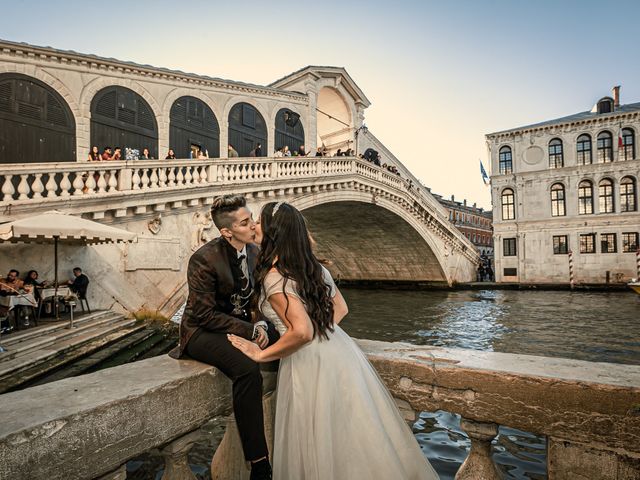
629;280;640;295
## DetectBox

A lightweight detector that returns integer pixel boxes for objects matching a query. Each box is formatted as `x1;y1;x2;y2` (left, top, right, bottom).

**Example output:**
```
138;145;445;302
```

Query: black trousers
186;323;279;461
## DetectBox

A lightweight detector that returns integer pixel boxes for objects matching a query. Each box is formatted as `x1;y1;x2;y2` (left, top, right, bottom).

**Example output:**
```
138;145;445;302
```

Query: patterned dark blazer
169;236;260;359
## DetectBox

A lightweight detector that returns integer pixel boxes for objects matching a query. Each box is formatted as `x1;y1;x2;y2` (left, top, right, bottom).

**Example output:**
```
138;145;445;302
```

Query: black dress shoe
250;458;272;480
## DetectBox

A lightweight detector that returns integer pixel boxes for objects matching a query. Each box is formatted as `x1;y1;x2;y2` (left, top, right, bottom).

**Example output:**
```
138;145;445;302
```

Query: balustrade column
31;173;44;199
17;174;31;200
1;174;15;201
455;418;501;480
160;429;202;480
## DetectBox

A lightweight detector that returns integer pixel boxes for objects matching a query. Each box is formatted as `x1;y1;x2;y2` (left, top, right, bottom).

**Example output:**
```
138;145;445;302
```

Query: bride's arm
332;288;348;325
228;292;314;362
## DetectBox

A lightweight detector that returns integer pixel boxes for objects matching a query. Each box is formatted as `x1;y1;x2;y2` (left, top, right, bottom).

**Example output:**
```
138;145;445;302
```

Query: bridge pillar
160;429;203;480
455;418;501;480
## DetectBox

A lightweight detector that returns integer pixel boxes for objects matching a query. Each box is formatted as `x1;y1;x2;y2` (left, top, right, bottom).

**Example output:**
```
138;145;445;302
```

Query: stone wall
1;342;638;479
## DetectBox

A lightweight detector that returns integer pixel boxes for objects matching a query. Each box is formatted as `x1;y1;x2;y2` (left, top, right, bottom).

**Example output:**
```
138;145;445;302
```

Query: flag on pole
618;125;624;149
480;159;489;185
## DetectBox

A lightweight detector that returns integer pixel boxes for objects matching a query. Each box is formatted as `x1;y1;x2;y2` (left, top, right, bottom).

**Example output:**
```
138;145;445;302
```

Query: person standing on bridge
169;194;279;480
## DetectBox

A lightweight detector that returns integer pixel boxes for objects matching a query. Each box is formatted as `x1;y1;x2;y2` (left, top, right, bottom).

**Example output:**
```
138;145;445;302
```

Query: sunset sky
2;0;639;209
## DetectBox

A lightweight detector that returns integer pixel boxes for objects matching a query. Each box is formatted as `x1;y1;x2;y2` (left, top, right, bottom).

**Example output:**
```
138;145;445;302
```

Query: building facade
433;194;494;258
486;89;640;284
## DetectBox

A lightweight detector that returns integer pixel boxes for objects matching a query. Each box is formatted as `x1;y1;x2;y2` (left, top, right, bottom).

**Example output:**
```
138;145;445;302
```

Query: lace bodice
259;266;336;335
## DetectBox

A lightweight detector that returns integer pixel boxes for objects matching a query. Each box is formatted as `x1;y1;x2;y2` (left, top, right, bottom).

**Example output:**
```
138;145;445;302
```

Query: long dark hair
253;202;334;340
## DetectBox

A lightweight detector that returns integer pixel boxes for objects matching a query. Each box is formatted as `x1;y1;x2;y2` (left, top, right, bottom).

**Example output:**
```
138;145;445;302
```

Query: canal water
129;289;639;480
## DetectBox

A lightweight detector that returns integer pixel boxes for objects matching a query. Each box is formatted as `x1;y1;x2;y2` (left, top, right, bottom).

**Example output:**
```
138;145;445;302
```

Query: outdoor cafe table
0;292;37;310
39;287;71;301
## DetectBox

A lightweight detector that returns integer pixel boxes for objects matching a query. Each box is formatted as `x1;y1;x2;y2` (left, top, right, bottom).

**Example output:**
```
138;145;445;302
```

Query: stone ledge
1;342;639;479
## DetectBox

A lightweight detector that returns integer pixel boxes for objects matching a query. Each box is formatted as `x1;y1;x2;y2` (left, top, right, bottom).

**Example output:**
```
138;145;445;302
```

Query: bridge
0;39;479;315
0;156;478;316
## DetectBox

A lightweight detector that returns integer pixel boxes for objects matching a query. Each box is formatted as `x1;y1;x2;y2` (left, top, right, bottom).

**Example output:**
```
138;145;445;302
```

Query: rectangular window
553;235;568;254
503;267;517;276
579;234;596;254
622;232;638;253
600;233;617;253
503;238;517;256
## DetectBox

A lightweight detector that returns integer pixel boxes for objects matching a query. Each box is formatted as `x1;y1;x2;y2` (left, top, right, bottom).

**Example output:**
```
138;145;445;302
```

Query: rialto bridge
0;39;479;316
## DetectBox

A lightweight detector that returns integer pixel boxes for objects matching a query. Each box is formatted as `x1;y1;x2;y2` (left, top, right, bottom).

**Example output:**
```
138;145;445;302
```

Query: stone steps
0;323;147;394
0;313;141;392
0;310;113;349
0;311;125;362
26;328;159;387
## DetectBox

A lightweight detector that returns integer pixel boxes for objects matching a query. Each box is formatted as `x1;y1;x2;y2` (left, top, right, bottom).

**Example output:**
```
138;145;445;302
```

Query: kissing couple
170;195;439;480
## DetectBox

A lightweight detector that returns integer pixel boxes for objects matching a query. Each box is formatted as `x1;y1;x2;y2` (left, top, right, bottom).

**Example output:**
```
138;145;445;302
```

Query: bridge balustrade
1;341;638;480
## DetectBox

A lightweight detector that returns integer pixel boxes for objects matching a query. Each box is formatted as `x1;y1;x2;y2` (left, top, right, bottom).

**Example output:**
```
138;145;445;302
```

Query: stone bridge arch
284;193;449;283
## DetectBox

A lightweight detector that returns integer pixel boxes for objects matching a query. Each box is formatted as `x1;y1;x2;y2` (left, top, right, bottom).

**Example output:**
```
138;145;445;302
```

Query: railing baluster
2;174;15;201
97;170;107;193
150;168;159;189
45;173;57;198
31;173;44;199
132;169;141;190
60;172;71;197
17;174;31;200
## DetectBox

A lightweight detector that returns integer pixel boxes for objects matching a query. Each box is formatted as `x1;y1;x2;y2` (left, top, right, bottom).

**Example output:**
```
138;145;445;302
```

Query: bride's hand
227;334;263;362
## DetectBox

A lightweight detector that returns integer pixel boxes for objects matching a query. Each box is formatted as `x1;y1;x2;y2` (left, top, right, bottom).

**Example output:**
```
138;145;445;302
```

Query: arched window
550;183;566;216
621;128;635;161
578;180;593;215
499;146;512;174
597;131;613;163
228;102;267;157
169;96;220;158
501;188;515;220
620;176;637;212
598;178;614;213
90;86;158;158
0;73;76;164
275;108;305;154
576;134;592;165
549;138;564;168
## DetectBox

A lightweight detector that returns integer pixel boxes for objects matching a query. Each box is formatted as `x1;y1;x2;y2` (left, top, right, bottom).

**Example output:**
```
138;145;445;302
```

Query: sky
2;0;639;209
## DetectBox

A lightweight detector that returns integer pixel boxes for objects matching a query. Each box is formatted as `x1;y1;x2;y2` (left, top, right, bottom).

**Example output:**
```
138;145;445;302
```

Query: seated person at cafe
23;270;48;300
0;269;25;295
68;267;89;298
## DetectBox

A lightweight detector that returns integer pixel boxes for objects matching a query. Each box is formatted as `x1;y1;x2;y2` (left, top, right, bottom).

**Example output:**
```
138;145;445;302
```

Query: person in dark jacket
68;267;89;298
169;194;278;480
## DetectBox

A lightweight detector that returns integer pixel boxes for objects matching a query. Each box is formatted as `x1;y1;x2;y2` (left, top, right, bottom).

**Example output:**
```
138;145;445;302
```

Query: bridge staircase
0;310;145;393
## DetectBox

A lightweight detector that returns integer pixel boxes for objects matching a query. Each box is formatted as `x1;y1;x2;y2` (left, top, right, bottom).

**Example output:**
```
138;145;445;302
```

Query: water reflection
340;289;640;365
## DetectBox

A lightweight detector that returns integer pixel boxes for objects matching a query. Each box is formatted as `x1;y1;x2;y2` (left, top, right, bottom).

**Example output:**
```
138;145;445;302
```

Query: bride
228;201;439;480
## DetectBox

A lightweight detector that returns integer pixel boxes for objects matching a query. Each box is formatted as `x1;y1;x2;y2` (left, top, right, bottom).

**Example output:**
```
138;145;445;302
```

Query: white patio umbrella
0;210;137;321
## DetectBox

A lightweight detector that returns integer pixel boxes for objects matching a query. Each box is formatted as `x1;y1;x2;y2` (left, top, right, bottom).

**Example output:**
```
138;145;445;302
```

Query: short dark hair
73;267;82;273
104;146;111;151
211;195;247;230
9;269;19;276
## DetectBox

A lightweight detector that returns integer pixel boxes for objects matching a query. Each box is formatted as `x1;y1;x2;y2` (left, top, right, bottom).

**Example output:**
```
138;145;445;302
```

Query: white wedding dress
260;267;439;480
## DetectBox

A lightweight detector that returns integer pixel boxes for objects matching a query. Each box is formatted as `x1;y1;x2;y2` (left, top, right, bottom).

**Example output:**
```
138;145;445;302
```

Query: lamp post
354;124;368;157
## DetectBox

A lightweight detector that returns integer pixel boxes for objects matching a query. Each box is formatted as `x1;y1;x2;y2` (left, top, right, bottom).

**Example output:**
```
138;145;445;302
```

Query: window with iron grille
579;234;596;253
622;232;638;252
503;238;517;256
600;233;617;253
599;179;614;213
553;235;568;254
550;183;566;216
597;131;613;163
501;188;515;220
576;134;592;165
578;180;593;215
620;176;637;212
621;128;635;161
499;146;513;175
549;138;564;168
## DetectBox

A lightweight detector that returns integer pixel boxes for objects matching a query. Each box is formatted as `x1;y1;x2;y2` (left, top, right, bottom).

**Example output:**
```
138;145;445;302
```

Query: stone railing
0;157;477;263
1;341;638;480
